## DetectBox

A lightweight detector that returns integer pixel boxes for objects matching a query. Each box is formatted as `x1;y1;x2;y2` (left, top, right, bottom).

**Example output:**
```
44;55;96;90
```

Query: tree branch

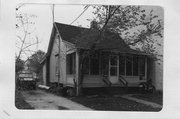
101;6;120;30
22;41;40;51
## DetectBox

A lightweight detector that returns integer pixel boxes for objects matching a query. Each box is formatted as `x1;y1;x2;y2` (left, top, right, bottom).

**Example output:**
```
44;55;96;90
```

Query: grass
132;92;163;105
15;89;34;109
67;88;162;111
69;95;161;111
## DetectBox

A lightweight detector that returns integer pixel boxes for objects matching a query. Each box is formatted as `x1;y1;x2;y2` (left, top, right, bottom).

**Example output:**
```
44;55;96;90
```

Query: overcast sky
16;4;96;60
16;4;163;60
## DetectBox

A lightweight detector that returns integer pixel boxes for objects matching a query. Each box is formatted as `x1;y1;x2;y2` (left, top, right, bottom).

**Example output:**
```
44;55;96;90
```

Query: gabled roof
55;22;147;55
55;22;87;44
45;22;148;58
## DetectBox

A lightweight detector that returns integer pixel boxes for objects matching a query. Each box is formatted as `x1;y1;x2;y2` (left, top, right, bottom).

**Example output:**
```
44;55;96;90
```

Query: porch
65;50;148;88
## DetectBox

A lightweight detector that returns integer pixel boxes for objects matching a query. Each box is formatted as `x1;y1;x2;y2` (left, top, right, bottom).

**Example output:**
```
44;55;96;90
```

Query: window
139;57;145;76
119;55;125;75
101;54;109;75
83;57;89;74
83;53;100;75
110;55;118;76
133;56;139;76
119;55;145;76
126;56;133;76
66;53;75;74
55;57;59;76
90;55;99;75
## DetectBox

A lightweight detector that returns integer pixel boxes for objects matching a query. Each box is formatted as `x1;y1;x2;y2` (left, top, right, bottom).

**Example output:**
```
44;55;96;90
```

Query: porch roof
55;22;148;55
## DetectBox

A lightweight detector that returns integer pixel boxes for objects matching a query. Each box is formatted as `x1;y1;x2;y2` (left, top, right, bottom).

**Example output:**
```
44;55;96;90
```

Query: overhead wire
70;5;90;25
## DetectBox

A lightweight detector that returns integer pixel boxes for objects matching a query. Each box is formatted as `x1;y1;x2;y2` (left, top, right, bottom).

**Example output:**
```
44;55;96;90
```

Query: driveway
21;90;92;110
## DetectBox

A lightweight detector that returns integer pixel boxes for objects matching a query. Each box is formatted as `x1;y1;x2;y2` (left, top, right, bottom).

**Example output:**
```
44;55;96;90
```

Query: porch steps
118;75;128;89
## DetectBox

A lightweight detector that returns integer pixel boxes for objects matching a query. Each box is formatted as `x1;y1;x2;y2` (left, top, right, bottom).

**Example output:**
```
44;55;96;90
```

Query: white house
41;22;163;95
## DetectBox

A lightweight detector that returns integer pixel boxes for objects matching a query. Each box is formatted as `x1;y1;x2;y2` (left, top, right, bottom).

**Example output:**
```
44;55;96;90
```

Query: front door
109;55;119;83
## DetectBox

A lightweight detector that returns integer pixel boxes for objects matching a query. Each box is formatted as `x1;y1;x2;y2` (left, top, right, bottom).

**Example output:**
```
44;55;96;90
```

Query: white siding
154;61;163;91
82;75;145;88
148;59;163;91
60;40;66;84
49;33;59;83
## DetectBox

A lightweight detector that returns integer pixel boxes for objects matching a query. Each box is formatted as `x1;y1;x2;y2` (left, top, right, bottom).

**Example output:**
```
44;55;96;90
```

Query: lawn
69;94;162;111
15;89;34;109
132;92;163;105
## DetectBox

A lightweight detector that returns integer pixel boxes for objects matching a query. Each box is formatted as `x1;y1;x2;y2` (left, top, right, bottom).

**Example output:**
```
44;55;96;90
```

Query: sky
16;4;163;60
16;4;95;60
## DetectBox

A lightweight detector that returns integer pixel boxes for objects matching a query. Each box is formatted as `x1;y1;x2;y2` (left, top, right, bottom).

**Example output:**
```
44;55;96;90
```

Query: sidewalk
121;94;162;109
21;90;92;110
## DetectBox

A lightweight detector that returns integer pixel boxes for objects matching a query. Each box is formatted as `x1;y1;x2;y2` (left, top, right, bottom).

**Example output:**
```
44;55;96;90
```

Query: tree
92;5;163;59
74;5;163;95
15;57;24;73
15;4;41;90
26;50;45;75
71;6;121;95
16;4;40;61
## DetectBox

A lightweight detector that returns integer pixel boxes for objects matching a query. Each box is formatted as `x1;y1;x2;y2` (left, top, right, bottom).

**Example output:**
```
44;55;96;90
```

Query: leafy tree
15;57;24;73
92;5;163;59
26;50;45;75
74;5;163;95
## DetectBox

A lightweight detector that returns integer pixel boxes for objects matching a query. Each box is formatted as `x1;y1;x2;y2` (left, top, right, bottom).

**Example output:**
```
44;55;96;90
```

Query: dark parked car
18;72;36;90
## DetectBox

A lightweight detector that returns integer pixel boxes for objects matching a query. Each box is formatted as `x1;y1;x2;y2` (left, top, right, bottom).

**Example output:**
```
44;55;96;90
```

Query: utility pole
51;4;60;88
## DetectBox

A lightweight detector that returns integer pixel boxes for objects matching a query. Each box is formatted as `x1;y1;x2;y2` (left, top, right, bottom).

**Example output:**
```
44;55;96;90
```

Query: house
41;22;163;95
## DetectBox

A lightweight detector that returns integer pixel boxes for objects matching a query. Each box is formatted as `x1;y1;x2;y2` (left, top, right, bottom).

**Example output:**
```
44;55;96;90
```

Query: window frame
118;54;146;77
66;53;76;75
83;53;100;75
110;55;118;76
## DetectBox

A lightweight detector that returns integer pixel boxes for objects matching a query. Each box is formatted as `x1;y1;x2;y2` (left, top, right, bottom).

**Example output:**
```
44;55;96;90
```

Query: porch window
83;53;100;75
66;53;75;74
139;57;145;76
110;55;118;76
90;55;99;75
119;55;125;75
126;56;133;76
133;56;139;76
119;55;144;76
83;57;89;74
101;54;109;75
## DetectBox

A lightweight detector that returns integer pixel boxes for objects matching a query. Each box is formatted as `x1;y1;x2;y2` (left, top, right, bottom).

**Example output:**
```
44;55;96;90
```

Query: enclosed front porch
65;51;148;88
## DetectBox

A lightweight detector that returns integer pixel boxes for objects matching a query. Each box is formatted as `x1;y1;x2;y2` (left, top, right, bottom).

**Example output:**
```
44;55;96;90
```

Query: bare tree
73;6;121;95
16;4;40;62
15;4;41;90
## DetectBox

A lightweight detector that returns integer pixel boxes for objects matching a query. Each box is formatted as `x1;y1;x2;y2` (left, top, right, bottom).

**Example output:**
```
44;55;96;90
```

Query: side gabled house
41;22;162;95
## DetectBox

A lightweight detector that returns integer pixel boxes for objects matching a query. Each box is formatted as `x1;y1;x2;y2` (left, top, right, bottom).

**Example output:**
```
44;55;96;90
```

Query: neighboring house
41;22;163;95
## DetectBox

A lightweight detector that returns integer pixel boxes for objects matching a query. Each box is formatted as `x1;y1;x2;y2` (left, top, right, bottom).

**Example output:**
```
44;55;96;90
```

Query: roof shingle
55;22;147;55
